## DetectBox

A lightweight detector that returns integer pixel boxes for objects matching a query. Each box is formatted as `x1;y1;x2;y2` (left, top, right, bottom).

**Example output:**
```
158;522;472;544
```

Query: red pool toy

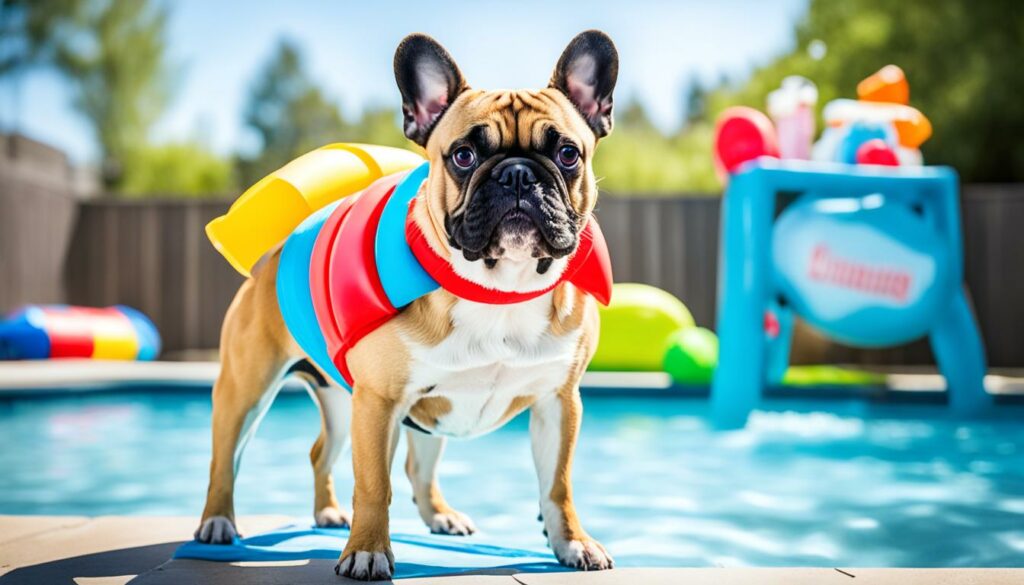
714;106;780;181
0;305;161;361
855;139;900;166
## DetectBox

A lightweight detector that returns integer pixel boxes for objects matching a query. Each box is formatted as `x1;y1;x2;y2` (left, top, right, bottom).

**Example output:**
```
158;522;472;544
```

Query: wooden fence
0;135;78;311
2;135;1022;365
56;196;724;357
64;200;243;352
49;189;1024;367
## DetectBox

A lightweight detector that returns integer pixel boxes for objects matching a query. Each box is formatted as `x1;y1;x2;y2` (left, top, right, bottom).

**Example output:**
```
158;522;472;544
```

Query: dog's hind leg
404;430;476;536
196;354;286;543
297;362;353;528
196;267;291;544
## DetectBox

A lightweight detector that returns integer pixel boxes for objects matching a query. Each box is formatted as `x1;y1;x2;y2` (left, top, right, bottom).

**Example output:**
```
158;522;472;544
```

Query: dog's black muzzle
447;157;579;262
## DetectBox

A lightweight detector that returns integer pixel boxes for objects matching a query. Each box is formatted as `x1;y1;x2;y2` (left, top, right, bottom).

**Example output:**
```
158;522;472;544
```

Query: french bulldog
196;30;619;581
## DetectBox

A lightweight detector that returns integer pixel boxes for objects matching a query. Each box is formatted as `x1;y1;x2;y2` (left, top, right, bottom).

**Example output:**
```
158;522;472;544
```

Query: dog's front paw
335;548;394;581
194;516;238;544
428;510;476;536
315;506;352;529
552;538;614;571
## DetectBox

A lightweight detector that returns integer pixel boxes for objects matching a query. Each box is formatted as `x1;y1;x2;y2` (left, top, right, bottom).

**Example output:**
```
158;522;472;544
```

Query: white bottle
767;76;818;160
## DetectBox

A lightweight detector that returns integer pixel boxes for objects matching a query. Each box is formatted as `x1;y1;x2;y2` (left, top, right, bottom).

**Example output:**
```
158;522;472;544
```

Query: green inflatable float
662;327;719;384
590;283;695;371
591;282;884;387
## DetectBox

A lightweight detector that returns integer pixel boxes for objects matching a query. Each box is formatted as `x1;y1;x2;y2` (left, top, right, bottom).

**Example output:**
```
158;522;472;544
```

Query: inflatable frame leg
712;171;775;429
766;302;795;385
930;290;990;416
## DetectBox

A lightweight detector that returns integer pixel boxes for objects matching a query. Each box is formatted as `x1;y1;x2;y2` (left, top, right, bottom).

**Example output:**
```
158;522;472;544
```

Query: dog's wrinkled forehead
430;89;595;158
427;88;596;208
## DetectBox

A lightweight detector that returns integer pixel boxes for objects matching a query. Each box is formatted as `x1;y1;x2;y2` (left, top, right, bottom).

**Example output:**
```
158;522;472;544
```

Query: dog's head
395;31;618;292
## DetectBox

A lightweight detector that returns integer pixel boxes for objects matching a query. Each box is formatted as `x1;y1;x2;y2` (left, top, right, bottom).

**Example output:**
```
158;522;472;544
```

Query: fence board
3;182;1021;366
0;137;77;311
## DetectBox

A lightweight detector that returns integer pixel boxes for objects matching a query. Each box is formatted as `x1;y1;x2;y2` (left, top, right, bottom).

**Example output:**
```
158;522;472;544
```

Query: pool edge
1;514;1022;585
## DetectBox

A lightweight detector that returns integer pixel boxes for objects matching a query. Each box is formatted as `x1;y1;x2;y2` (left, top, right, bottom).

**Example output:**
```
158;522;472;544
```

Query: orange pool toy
894;109;933;148
857;65;910;105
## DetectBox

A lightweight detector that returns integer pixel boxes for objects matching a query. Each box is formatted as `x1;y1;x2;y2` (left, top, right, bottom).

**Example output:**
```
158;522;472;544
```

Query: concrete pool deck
1;516;1022;585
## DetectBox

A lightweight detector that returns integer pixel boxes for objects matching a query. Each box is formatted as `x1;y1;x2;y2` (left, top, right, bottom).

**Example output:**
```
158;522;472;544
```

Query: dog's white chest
403;293;581;437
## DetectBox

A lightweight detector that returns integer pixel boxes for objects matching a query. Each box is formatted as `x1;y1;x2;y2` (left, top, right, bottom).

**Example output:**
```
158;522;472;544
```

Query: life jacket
276;162;613;389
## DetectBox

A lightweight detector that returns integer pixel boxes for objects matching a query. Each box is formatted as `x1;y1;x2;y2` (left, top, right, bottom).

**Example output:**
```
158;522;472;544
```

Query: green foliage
236;38;412;188
236;39;347;187
341;105;410;149
7;0;1021;196
600;0;1024;193
595;100;719;195
2;0;172;189
119;142;233;198
696;0;1024;184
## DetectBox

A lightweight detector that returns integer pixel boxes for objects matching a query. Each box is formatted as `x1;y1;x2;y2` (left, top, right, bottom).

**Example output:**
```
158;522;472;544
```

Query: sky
0;0;809;164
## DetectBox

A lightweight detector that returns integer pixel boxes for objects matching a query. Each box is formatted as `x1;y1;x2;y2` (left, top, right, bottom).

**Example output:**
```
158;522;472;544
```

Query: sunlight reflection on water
1;391;1022;567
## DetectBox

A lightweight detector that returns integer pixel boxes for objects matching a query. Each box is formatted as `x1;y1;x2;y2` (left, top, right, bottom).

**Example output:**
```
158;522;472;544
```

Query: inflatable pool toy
813;66;931;166
590;283;694;371
855;138;899;166
583;280;886;388
715;66;934;179
819;99;932;151
835;121;894;165
206;143;424;277
0;305;161;361
265;160;613;388
662;327;718;384
713;106;779;181
773;191;956;346
767;76;817;160
710;66;986;427
857;64;909;105
713;159;989;428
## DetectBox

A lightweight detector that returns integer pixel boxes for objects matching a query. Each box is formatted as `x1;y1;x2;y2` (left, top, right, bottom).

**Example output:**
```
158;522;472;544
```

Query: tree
236;39;349;187
593;98;714;193
698;0;1024;183
1;0;172;189
683;77;707;127
120;142;232;198
604;0;1024;193
342;104;409;149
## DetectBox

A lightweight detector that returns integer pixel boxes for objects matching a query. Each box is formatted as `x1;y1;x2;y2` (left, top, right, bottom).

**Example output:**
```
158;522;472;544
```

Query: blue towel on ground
174;523;566;579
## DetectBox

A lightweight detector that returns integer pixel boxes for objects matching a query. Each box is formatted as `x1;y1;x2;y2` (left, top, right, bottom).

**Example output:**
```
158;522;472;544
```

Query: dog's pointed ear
394;34;468;146
550;30;619;138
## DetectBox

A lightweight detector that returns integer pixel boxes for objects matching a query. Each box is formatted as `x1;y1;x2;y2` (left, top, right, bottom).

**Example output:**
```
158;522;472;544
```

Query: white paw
552;538;614;571
335;550;394;581
194;516;238;544
315;506;351;528
428;510;476;536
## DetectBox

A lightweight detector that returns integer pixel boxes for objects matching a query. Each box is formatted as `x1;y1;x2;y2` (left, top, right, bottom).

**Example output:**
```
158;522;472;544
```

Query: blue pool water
0;390;1022;567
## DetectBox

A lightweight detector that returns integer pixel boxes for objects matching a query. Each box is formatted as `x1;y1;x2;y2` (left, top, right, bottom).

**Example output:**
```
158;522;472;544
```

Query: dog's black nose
496;161;537;193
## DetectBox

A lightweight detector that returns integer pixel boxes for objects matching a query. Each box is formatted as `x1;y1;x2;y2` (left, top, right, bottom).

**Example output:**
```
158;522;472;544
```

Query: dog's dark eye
557;145;580;168
452;147;476;169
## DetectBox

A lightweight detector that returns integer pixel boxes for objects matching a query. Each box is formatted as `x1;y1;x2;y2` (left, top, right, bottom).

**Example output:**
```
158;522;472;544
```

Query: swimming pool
1;388;1022;568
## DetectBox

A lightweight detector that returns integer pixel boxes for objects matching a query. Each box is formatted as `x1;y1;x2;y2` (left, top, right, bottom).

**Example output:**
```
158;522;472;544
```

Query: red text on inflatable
807;244;912;303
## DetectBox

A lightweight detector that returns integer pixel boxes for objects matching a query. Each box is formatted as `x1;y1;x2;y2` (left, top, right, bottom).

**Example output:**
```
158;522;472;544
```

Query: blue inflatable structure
712;160;990;428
